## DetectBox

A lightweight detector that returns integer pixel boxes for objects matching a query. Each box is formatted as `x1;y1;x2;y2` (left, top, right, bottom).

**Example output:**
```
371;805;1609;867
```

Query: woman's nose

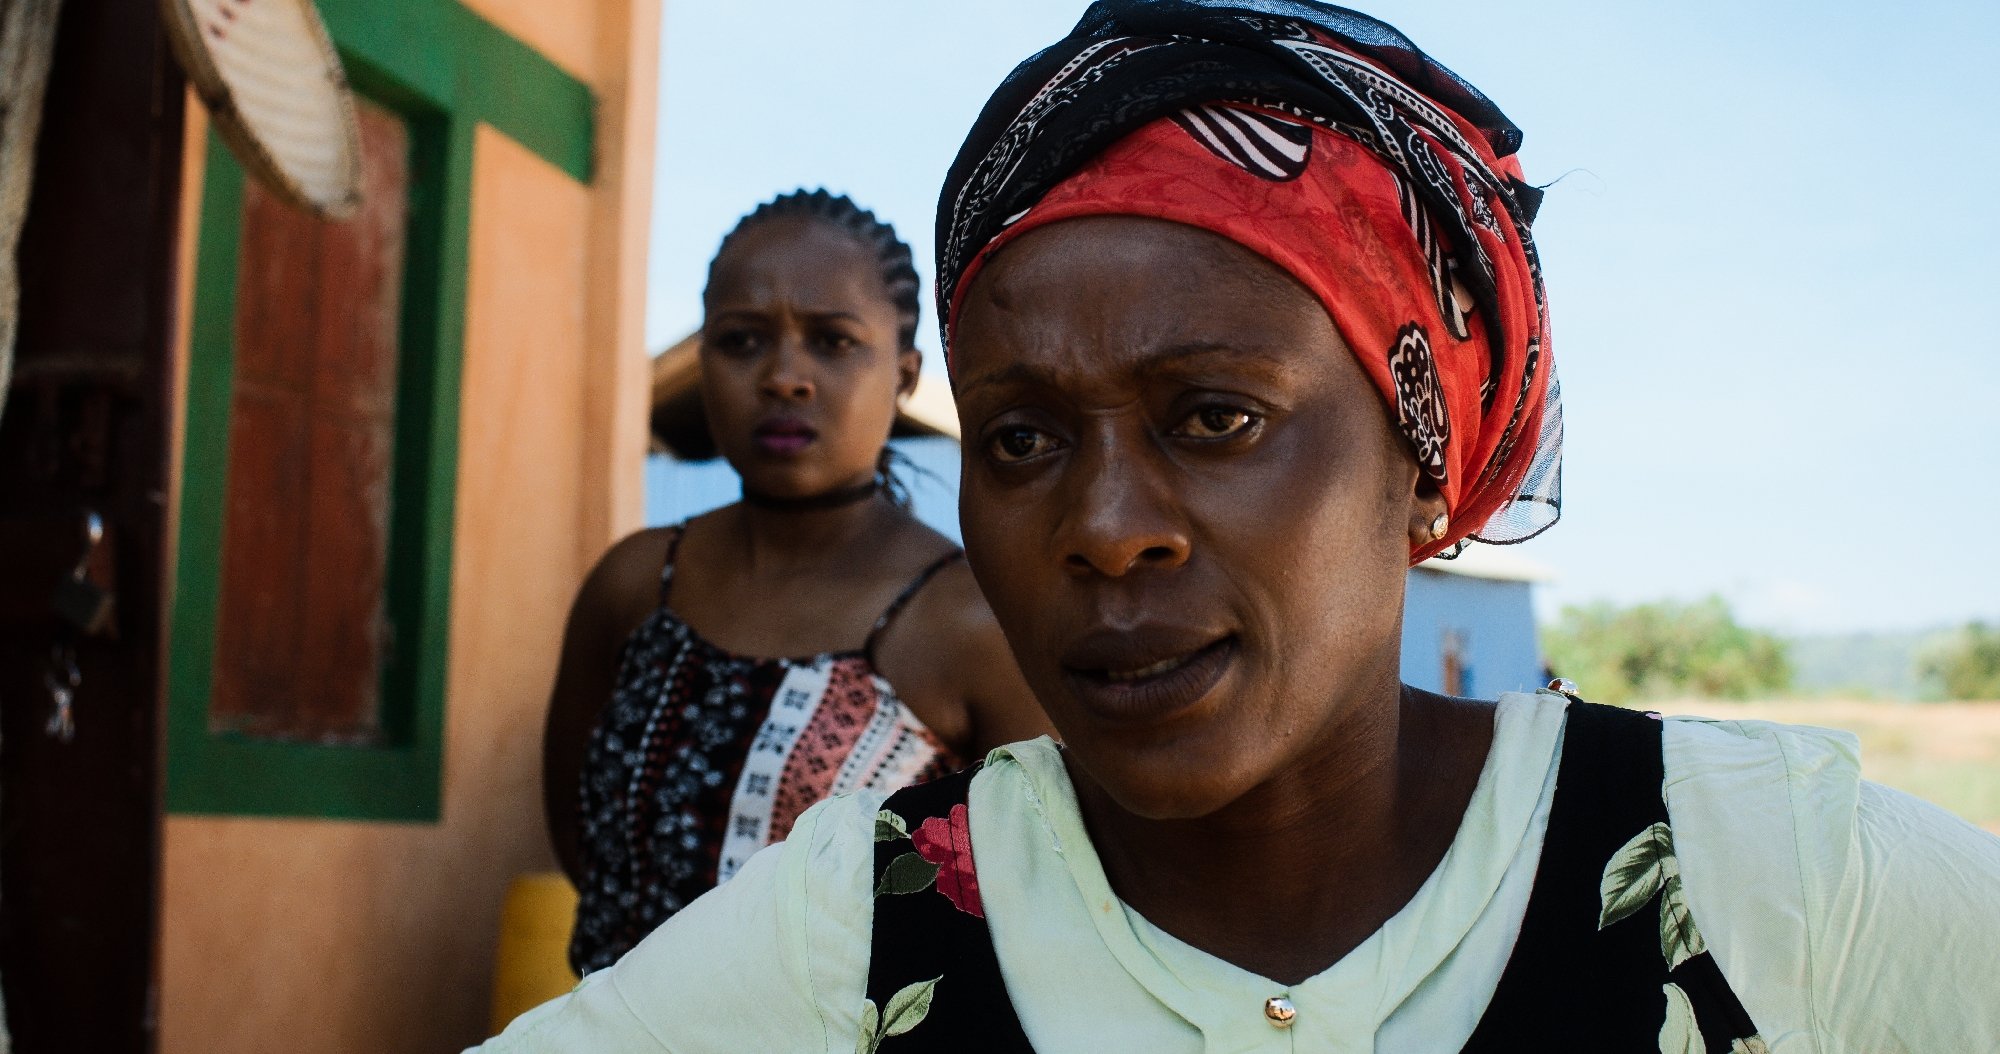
759;341;815;401
1057;437;1191;578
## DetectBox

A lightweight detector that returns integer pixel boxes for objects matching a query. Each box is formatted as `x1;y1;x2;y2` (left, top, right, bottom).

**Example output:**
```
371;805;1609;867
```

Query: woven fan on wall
163;0;362;217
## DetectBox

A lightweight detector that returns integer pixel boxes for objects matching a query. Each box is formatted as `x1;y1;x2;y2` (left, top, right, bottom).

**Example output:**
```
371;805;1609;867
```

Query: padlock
53;574;114;635
50;511;114;636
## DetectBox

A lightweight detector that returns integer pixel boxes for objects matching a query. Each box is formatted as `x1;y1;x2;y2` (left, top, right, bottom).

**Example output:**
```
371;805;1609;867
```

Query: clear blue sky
645;1;2000;635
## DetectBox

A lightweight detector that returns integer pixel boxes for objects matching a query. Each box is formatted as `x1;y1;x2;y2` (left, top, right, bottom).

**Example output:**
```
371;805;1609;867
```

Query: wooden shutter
209;99;407;744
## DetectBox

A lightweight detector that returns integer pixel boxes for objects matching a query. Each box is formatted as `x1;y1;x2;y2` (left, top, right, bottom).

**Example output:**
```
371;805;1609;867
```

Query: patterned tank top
570;526;967;974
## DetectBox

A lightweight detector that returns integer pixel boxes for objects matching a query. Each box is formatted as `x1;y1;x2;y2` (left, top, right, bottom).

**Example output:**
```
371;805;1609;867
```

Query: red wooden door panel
210;99;407;745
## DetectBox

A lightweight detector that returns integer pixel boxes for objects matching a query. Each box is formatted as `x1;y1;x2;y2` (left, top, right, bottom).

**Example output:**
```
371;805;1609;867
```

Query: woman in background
542;189;1048;975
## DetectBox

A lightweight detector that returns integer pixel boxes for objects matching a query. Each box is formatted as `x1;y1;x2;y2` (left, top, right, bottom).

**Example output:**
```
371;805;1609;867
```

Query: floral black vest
859;701;1769;1053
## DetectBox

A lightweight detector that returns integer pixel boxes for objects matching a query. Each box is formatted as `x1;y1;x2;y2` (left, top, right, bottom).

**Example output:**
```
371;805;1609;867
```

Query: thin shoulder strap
657;525;686;607
863;549;966;661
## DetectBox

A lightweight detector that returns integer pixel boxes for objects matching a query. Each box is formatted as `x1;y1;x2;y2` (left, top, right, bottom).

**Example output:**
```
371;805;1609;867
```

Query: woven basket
163;0;361;217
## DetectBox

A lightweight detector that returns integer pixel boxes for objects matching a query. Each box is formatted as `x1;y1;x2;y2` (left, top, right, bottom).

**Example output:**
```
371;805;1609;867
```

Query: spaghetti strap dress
569;525;967;974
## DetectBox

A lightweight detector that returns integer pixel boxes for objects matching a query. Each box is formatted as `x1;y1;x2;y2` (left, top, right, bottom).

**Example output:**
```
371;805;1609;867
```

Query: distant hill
1786;630;1937;700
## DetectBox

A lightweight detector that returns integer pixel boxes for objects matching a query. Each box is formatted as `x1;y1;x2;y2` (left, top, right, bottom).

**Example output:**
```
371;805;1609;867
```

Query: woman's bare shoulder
882;512;962;573
893;552;1052;750
575;526;681;631
917;555;1000;634
868;514;982;633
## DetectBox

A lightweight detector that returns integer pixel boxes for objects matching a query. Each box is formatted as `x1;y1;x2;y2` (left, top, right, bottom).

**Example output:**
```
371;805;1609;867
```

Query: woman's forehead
706;218;884;311
952;217;1335;386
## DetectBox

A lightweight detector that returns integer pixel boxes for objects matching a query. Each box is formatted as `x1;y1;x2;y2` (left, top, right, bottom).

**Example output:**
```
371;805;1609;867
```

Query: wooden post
0;0;183;1049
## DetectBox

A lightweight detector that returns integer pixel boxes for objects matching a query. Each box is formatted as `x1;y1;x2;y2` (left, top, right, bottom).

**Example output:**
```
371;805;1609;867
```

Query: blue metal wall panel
1400;568;1544;698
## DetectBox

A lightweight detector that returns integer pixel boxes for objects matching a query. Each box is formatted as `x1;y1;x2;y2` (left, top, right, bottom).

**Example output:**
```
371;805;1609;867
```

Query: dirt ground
1652;698;2000;834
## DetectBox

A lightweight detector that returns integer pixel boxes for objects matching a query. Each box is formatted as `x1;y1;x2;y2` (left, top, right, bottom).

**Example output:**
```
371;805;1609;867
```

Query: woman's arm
542;530;672;883
1812;780;2000;1051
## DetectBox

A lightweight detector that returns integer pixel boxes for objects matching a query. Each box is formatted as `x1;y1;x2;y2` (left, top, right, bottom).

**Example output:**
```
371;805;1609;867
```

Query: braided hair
705;188;922;352
704;189;928;506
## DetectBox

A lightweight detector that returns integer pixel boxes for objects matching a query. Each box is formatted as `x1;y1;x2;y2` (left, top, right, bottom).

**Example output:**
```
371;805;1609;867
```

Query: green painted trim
164;133;245;810
320;0;594;182
167;0;592;821
167;116;458;822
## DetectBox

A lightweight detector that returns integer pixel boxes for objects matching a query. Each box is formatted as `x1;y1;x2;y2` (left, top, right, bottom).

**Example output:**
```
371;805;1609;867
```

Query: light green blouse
474;692;2000;1052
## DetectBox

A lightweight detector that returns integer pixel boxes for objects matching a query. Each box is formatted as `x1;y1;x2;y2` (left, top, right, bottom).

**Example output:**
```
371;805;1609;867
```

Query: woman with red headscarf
478;3;2000;1050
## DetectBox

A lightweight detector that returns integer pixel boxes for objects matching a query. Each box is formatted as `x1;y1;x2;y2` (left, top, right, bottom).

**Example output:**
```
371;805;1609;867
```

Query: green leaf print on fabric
1599;821;1707;967
1600;822;1675;929
856;1001;879;1054
1608;823;1772;1054
855;977;940;1054
1659;869;1706;969
876;851;941;896
1659;982;1704;1054
874;810;910;843
883;978;938;1035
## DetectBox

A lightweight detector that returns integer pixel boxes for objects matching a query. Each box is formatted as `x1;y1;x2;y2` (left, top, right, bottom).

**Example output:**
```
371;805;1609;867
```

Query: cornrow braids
706;188;922;351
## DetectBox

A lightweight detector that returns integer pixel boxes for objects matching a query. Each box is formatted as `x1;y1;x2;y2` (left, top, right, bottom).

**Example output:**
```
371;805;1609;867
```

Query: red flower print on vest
910;803;983;917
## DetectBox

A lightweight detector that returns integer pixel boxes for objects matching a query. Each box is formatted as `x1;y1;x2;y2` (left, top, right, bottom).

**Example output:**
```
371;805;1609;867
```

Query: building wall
1401;568;1546;699
460;0;598;83
155;2;657;1050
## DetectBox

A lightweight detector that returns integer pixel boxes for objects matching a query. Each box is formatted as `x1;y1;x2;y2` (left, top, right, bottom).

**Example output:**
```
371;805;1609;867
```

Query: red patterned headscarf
937;1;1562;561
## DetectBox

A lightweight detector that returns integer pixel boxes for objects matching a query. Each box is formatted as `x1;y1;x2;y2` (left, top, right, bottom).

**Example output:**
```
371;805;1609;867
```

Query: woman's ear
1406;476;1451;551
897;348;922;400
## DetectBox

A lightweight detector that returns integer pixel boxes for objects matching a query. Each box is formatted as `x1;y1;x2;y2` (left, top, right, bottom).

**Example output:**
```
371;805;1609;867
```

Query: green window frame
166;0;594;821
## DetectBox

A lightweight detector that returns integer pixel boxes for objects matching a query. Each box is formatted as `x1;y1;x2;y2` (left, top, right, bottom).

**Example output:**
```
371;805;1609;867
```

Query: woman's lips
1059;631;1238;726
753;419;817;456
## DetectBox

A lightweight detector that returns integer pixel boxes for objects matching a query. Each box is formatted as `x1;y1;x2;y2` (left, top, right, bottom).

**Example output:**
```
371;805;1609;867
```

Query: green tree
1916;622;2000;701
1540;596;1793;706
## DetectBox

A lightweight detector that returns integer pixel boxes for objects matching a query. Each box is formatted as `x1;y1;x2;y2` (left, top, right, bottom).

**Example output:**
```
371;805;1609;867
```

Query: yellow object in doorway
489;872;582;1035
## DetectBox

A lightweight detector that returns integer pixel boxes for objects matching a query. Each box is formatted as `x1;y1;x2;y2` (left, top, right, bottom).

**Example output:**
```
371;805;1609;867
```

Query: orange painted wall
155;2;658;1050
460;0;598;83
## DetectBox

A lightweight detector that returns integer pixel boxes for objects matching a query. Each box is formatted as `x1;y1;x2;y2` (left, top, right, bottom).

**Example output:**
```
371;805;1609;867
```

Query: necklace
740;477;881;512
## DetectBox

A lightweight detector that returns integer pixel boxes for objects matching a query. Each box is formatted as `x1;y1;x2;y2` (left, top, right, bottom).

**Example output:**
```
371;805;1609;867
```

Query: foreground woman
493;3;2000;1049
542;190;1047;974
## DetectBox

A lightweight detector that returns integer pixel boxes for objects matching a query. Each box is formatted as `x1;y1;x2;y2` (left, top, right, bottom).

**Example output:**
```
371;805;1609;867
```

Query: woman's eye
1177;405;1259;440
988;426;1060;464
708;330;760;355
814;332;859;354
